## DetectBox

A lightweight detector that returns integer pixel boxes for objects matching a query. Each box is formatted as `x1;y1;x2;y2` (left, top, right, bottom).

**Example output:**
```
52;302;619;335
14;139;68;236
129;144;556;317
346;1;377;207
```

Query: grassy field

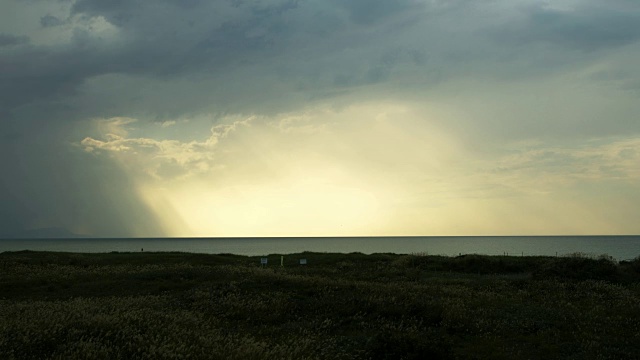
1;251;640;359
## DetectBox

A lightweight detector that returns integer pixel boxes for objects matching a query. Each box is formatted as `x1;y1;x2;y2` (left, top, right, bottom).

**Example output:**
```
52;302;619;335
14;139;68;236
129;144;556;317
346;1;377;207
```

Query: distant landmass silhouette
1;227;87;239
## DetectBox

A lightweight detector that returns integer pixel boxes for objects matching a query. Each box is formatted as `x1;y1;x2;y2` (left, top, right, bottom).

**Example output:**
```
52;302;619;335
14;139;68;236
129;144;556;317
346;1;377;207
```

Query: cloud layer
1;0;640;236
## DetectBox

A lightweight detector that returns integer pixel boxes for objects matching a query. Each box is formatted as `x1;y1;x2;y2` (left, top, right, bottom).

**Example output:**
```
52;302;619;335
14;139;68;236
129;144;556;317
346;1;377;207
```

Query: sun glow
111;102;465;237
142;170;384;237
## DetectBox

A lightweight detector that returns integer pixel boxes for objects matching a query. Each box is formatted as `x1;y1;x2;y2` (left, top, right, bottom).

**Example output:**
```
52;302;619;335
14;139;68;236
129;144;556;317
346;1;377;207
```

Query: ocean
1;236;640;261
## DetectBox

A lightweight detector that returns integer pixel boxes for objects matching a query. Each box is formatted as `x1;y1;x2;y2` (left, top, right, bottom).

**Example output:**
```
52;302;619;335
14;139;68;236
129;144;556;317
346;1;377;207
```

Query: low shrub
533;257;620;281
1;251;639;359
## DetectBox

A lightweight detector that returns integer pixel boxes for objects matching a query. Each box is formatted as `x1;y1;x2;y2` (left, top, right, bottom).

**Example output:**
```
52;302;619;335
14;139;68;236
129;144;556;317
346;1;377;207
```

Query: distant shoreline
2;235;639;261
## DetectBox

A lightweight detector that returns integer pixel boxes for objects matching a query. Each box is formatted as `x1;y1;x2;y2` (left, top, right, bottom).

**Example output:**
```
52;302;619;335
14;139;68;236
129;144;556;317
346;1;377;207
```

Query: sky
1;0;640;238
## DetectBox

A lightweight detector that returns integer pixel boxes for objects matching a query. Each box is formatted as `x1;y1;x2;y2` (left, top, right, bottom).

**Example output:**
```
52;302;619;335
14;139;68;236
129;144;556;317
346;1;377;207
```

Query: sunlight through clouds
79;102;640;236
3;0;640;237
80;103;462;236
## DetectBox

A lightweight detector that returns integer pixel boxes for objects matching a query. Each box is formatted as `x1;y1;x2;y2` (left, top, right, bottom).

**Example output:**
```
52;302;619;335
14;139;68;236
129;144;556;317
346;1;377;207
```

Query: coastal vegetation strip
1;251;639;359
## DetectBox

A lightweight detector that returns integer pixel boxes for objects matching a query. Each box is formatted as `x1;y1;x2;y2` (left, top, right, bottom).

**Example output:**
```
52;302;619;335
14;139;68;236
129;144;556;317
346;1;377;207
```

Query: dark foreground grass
1;251;639;359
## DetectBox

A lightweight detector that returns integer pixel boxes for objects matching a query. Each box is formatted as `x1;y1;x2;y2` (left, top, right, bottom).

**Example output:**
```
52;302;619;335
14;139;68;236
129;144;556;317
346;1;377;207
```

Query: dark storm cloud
1;47;90;112
339;0;420;25
40;15;64;28
0;33;29;47
0;119;166;238
495;3;640;51
5;0;640;117
0;0;422;118
64;0;427;81
0;1;529;120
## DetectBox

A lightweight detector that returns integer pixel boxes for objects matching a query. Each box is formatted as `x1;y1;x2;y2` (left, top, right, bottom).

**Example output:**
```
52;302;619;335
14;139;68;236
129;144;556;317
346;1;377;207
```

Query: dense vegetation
1;251;640;359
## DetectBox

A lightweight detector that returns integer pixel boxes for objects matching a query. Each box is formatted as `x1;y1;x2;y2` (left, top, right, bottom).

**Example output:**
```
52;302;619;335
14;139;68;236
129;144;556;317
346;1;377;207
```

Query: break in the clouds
1;0;640;237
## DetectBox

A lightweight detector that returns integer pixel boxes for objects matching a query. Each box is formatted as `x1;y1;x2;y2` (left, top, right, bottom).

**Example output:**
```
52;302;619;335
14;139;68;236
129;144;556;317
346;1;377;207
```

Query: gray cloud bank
1;0;640;236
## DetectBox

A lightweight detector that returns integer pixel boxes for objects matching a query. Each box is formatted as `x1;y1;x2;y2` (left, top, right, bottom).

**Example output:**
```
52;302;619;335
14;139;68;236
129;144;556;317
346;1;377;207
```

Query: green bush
533;257;620;281
366;329;453;360
1;251;639;359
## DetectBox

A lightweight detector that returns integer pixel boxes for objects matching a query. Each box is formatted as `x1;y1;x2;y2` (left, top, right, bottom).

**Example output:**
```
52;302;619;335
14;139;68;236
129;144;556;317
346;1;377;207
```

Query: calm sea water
1;236;640;261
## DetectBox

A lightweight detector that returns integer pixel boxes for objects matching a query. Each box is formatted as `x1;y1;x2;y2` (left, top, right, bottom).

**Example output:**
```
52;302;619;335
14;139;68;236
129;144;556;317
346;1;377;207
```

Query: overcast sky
1;0;640;237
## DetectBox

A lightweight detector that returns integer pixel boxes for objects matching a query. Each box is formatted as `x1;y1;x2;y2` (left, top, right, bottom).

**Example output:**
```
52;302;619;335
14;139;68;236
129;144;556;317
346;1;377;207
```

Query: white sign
260;258;268;265
299;259;307;265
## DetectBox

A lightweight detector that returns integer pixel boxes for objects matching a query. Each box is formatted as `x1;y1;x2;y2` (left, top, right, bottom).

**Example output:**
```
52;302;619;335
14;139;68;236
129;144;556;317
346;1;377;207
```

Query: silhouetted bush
366;329;453;360
626;256;640;272
533;257;620;281
401;254;549;275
